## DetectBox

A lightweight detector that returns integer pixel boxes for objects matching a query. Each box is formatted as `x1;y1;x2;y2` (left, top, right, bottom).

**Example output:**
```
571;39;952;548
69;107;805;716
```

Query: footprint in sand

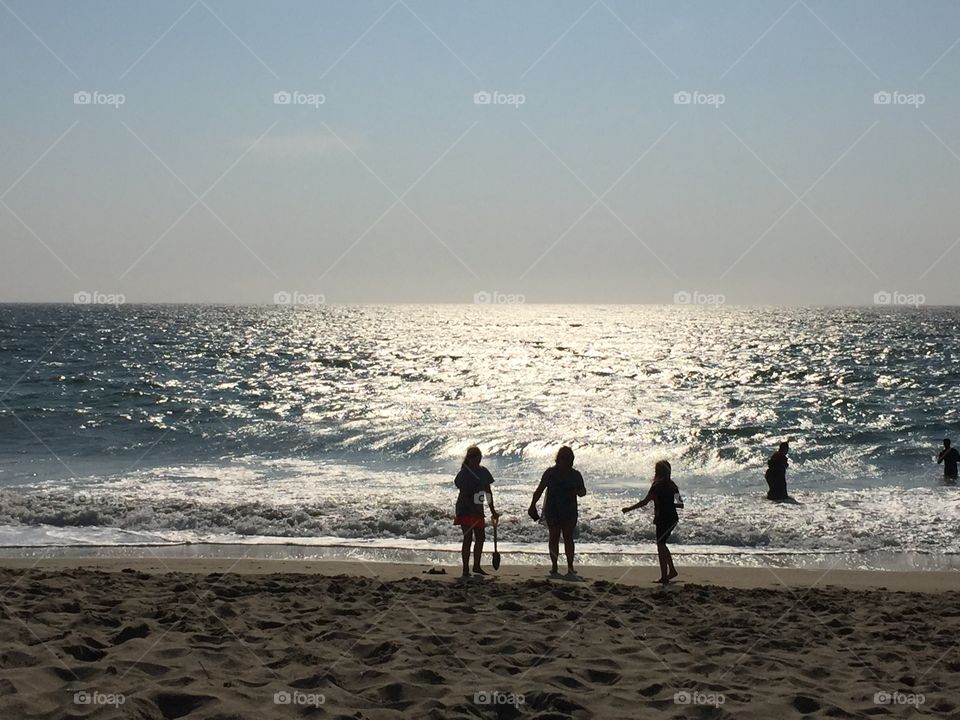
62;645;105;662
792;695;821;714
154;692;216;719
355;640;401;665
112;622;150;644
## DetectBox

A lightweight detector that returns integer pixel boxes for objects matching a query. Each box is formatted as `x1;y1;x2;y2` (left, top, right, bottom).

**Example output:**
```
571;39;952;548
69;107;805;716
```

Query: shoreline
2;556;959;592
2;540;960;572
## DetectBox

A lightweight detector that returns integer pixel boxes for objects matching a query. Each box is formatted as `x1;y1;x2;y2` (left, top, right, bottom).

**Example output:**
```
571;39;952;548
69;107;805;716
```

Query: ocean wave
2;481;959;556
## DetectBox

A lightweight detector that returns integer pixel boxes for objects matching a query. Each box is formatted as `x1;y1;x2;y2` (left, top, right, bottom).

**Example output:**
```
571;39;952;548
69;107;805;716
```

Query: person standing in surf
454;446;499;578
938;438;959;482
765;441;790;501
622;460;683;584
528;446;587;578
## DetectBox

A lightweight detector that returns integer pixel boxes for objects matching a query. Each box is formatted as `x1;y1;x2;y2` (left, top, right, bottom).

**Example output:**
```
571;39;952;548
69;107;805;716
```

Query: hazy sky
2;0;960;304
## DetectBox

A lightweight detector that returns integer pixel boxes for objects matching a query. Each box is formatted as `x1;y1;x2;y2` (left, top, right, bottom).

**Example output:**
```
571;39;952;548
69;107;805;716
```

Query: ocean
1;303;959;570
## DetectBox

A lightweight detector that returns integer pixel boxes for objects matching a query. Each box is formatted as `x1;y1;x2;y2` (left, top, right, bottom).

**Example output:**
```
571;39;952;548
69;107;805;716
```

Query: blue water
1;304;959;567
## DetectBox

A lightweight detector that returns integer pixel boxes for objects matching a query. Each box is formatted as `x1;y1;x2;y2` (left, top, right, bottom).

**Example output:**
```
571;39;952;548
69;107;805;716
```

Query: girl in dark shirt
529;446;586;578
622;460;682;584
454;446;499;578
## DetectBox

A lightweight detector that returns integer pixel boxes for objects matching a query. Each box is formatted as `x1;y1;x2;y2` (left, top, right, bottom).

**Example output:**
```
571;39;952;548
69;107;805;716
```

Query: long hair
463;446;482;465
654;460;671;482
555;446;575;469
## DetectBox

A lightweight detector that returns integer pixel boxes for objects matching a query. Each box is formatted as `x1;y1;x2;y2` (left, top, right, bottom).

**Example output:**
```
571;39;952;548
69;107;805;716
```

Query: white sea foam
0;456;957;566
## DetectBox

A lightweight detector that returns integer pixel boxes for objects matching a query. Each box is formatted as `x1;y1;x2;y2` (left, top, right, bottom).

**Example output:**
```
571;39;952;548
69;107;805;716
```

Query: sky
1;0;959;305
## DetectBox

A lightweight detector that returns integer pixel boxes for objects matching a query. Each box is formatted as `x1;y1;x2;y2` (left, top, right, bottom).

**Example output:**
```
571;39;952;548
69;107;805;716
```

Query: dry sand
1;558;958;718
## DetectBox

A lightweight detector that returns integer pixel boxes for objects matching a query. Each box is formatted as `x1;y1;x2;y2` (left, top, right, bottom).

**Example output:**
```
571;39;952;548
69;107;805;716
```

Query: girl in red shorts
454;446;499;577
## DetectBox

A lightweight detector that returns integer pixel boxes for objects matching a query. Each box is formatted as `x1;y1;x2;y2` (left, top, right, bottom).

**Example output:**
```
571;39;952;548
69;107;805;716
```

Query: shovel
491;514;501;570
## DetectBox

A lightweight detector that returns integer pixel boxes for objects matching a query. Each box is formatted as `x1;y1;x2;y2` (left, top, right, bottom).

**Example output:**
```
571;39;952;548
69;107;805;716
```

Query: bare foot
653;577;670;584
472;567;488;576
667;570;679;580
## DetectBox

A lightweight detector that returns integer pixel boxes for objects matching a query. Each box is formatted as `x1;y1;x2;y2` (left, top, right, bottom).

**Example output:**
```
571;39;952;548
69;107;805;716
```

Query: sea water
1;304;958;569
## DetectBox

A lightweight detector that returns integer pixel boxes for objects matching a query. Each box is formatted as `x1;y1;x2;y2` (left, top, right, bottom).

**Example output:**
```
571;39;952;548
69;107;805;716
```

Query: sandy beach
1;558;958;719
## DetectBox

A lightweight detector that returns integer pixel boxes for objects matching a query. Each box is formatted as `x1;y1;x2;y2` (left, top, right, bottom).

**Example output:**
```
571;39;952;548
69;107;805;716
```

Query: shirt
767;451;788;482
542;466;586;523
651;478;680;526
454;465;494;517
941;447;960;477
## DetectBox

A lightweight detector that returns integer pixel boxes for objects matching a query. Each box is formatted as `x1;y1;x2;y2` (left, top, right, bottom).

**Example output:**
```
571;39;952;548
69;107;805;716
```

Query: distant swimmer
528;446;587;579
453;446;499;578
622;460;683;584
765;441;791;501
938;438;959;481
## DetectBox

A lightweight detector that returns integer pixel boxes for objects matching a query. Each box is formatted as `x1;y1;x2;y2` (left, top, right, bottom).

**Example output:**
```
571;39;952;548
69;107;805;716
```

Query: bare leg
472;527;486;573
548;525;561;574
562;523;576;574
665;545;677;579
656;543;669;581
460;528;472;576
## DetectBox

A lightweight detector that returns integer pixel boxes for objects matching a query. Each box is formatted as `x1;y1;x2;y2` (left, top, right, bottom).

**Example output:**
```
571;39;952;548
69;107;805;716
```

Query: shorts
454;515;485;530
544;504;578;529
